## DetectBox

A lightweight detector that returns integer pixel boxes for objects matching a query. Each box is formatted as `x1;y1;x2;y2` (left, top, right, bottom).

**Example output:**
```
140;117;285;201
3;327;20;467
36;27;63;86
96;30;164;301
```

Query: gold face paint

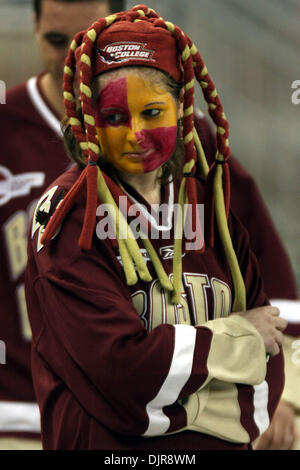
94;73;178;174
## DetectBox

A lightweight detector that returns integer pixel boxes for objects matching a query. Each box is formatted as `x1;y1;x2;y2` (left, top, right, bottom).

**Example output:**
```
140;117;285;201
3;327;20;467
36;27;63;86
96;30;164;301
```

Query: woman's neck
118;169;162;205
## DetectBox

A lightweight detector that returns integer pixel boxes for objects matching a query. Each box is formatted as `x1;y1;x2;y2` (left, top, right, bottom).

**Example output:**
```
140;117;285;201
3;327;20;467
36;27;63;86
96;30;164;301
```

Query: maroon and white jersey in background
0;75;69;437
26;166;284;450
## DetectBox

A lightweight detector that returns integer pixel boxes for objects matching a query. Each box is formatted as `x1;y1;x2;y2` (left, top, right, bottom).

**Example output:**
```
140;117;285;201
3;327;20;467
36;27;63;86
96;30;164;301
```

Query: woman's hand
232;306;287;357
254;401;299;450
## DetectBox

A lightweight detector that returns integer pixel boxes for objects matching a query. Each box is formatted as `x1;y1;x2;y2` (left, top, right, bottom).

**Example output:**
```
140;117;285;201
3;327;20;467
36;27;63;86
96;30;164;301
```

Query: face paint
135;127;177;173
94;74;178;174
94;77;131;128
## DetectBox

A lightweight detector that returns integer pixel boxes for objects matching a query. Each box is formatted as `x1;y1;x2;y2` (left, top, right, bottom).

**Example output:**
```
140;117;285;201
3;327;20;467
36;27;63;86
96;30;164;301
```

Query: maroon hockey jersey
25;165;284;450
0;75;69;436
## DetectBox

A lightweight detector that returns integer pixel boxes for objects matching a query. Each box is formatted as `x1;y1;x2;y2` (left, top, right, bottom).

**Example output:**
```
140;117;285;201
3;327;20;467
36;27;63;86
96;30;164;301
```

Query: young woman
25;4;287;450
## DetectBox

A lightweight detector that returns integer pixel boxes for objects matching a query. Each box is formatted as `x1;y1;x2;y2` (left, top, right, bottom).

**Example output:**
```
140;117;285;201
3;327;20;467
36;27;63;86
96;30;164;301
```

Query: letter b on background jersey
0;80;6;104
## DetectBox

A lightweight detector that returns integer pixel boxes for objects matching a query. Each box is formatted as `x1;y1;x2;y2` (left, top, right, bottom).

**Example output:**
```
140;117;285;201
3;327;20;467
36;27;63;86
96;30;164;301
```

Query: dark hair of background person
33;0;126;19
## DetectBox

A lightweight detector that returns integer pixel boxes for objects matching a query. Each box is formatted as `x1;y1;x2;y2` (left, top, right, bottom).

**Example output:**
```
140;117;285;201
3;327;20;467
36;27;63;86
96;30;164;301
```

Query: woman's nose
126;116;143;144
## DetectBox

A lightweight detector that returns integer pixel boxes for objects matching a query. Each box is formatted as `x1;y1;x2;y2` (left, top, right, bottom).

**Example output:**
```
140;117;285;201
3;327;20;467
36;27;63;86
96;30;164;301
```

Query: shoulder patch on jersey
32;186;65;252
35;188;64;229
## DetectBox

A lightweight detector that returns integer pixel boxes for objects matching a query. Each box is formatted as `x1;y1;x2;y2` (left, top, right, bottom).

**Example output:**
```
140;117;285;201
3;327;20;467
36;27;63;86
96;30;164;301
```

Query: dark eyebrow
144;102;165;107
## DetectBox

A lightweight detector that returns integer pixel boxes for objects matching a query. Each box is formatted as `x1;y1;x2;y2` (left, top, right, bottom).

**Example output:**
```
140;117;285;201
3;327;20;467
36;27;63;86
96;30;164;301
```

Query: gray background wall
1;0;299;291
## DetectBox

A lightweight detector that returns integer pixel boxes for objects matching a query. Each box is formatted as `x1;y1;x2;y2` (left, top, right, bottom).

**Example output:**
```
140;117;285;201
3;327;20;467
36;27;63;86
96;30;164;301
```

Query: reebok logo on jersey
0;165;45;206
159;246;186;260
117;246;185;267
96;42;155;65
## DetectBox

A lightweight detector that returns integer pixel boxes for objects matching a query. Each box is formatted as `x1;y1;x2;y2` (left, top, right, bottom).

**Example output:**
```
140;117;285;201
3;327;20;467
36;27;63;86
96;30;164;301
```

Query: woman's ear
177;102;183;120
179;86;184;103
177;87;184;120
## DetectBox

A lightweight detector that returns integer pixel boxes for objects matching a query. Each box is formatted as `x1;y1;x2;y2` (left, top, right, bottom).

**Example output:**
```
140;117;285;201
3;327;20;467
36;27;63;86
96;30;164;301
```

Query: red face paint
136;126;177;172
94;77;131;128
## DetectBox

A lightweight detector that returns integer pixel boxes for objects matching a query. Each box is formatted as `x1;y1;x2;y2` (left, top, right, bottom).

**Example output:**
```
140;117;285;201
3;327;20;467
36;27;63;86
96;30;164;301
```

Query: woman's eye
105;113;127;125
142;109;161;118
44;33;69;48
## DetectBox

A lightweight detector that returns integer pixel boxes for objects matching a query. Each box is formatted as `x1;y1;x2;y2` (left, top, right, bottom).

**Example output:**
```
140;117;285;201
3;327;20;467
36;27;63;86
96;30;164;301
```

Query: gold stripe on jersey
0;437;42;450
183;380;251;443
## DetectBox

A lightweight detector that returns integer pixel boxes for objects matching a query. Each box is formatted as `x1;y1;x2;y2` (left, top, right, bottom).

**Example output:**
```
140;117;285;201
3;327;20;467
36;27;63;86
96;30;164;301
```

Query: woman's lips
122;149;155;160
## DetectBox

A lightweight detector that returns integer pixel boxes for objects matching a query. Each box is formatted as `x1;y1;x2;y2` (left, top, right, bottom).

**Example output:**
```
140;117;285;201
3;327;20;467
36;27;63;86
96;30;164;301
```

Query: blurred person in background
0;0;123;450
0;0;298;450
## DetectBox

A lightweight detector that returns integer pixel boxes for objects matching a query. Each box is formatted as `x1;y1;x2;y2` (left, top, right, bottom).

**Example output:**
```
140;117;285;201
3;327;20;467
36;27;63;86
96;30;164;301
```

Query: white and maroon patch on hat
96;42;155;65
89;20;182;82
